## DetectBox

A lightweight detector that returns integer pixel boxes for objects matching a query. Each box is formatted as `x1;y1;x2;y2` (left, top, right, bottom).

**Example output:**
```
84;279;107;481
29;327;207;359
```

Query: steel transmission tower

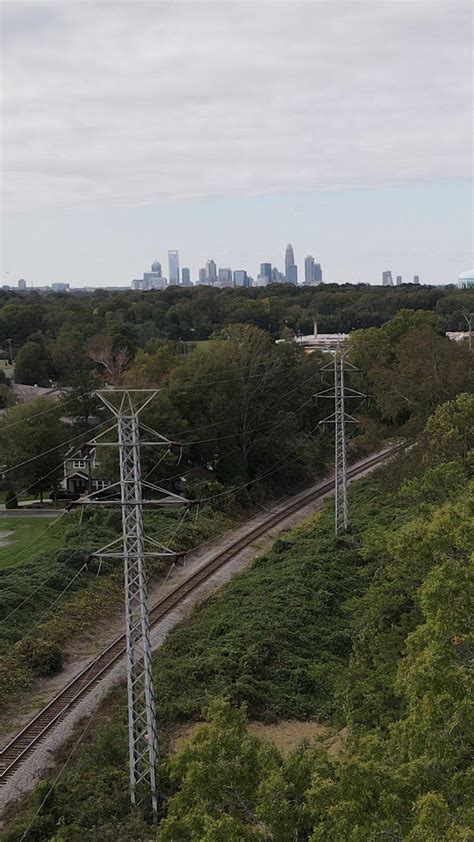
88;390;188;822
315;351;365;535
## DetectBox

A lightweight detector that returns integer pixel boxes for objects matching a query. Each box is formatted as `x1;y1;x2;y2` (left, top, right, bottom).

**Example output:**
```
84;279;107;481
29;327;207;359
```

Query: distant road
0;509;63;518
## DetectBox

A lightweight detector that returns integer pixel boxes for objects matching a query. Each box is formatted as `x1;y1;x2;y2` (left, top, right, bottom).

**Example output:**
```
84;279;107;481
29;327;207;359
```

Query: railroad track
0;443;404;785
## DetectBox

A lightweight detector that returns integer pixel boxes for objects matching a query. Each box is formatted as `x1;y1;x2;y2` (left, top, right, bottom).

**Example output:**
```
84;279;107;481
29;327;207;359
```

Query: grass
0;516;68;569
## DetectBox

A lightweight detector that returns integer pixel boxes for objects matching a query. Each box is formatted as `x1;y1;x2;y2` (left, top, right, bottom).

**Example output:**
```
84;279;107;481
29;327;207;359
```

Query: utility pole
463;313;474;352
85;390;188;823
315;350;365;535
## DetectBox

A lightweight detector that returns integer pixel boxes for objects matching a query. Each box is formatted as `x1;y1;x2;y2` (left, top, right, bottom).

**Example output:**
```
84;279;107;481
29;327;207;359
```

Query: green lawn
0;516;68;569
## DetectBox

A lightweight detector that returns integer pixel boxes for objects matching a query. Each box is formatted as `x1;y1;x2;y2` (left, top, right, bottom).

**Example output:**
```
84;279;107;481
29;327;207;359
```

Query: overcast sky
1;0;472;287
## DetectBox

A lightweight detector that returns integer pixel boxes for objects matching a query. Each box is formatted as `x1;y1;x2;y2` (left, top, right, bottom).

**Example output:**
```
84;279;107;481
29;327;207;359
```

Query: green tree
0;399;69;501
158;699;279;841
423;392;474;470
14;341;50;386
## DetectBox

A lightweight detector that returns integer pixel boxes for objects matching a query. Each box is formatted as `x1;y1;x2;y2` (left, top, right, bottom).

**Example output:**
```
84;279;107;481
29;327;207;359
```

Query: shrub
5;488;18;509
14;636;64;676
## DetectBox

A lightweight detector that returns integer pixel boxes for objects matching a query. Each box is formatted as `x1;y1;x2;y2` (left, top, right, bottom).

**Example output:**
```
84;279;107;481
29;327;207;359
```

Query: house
61;445;111;497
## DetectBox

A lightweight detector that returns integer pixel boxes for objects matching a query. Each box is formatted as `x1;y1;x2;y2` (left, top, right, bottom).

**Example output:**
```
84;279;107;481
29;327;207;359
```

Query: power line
0;394;72;432
1;420;106;477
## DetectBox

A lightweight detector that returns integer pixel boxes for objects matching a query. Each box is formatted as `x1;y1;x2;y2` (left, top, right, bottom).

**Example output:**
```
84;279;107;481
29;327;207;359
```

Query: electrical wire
198;426;318;505
0;393;73;432
19;697;104;842
1;420;106;477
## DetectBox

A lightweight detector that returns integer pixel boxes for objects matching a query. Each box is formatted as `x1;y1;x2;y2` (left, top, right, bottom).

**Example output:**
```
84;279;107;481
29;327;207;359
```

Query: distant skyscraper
287;264;298;284
285;243;295;280
271;267;284;283
396;275;402;285
168;250;180;285
206;259;217;284
413;275;420;284
217;267;233;287
181;267;191;286
313;263;322;283
198;268;207;284
254;274;269;287
17;278;26;290
304;255;315;285
382;270;393;286
260;263;272;282
233;270;249;288
132;259;166;290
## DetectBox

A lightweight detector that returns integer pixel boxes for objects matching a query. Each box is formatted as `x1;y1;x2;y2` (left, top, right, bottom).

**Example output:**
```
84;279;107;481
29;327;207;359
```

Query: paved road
0;508;63;518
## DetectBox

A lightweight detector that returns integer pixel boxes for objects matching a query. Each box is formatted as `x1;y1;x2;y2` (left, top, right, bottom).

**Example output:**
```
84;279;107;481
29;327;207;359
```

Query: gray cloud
2;0;472;210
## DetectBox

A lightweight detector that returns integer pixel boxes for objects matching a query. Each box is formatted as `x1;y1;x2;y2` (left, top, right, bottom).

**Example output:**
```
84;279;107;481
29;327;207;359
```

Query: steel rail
0;443;405;784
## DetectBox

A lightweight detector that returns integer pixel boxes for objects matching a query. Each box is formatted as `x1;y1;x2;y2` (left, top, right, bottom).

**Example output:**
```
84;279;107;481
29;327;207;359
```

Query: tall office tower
254;274;269;287
271;267;283;282
413;275;420;284
168;250;180;285
217;267;233;287
260;263;272;282
304;255;315;285
313;263;323;283
396;275;403;285
285;243;295;280
233;270;249;287
382;270;393;286
206;259;217;284
151;260;162;277
287;264;298;284
198;268;207;284
18;278;27;290
181;267;191;286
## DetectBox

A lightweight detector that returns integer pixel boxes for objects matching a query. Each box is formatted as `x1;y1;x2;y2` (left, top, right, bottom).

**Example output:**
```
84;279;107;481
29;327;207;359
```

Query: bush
5;488;18;509
14;636;64;676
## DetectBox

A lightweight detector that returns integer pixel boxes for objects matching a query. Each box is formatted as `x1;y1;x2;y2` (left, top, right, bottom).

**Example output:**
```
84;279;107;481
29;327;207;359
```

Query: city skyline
2;2;472;287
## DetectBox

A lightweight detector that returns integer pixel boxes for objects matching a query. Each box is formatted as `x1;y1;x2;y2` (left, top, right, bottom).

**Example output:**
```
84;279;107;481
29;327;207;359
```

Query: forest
0;289;472;840
0;282;472;389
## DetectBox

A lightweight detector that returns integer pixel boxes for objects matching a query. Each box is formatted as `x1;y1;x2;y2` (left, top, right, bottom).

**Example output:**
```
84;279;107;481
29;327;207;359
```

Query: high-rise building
271;267;284;283
396;275;402;285
132;260;166;290
198;268;207;284
51;282;70;292
304;255;315;285
285;243;295;279
181;267;191;286
168;250;180;285
413;275;420;284
206;259;217;284
313;263;323;283
217;267;233;287
260;263;272;283
233;270;249;288
287;264;298;284
254;274;269;287
382;270;393;286
17;278;26;290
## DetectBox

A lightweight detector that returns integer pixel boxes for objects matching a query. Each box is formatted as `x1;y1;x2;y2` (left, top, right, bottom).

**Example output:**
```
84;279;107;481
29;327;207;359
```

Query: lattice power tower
316;351;365;534
88;390;187;822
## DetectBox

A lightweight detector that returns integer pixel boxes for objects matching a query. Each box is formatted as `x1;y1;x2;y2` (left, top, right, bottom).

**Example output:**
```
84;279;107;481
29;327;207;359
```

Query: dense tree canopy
0;284;472;387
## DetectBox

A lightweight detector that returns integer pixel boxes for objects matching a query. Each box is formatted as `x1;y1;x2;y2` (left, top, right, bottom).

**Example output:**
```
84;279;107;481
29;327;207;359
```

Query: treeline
0;282;472;385
5;393;473;841
1;313;471;504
